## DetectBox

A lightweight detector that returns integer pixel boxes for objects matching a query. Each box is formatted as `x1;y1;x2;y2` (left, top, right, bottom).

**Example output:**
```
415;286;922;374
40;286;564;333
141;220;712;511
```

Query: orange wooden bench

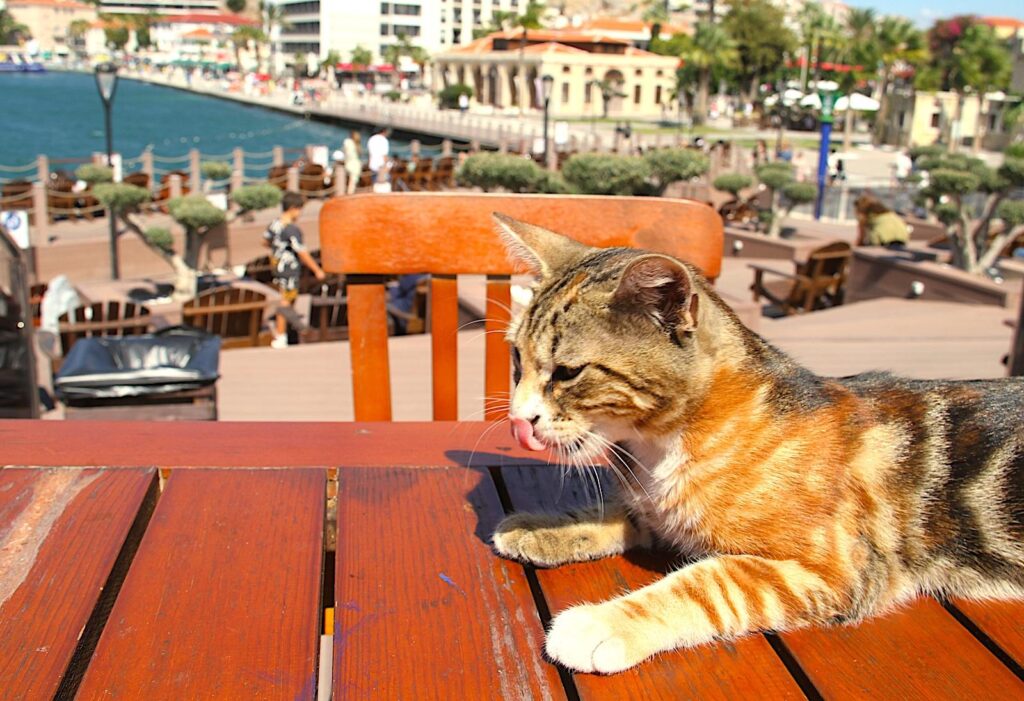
319;192;723;421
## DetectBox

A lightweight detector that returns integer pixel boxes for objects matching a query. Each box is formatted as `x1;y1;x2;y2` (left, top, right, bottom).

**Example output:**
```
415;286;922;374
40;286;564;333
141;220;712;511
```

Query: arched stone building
433;28;679;119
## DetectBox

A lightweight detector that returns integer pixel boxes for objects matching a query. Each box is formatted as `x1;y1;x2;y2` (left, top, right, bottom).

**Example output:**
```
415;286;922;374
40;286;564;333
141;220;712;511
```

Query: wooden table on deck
2;421;1023;700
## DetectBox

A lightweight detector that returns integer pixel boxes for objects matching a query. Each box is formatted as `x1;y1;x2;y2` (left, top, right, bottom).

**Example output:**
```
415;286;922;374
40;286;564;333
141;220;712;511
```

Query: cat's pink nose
511;417;547;451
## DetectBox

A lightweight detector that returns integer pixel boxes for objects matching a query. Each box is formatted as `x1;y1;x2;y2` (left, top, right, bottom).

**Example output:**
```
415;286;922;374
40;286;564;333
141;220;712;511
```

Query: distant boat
0;54;46;73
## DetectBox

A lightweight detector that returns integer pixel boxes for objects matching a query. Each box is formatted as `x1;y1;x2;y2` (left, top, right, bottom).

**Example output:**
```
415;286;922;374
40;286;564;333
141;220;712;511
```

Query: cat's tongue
511;418;547;451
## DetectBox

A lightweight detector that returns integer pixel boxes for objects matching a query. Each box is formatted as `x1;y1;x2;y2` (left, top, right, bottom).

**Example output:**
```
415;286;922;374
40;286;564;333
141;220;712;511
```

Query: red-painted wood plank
500;465;805;700
333;467;566;700
76;469;325;699
953;599;1024;668
781;598;1024;699
0;420;542;468
0;467;155;701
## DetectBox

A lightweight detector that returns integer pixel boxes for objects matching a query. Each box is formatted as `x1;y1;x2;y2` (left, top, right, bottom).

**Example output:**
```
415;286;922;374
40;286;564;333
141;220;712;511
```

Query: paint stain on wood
0;470;100;611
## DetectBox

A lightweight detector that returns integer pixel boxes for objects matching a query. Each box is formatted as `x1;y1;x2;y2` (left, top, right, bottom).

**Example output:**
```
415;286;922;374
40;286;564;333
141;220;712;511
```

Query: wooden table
2;421;1023;700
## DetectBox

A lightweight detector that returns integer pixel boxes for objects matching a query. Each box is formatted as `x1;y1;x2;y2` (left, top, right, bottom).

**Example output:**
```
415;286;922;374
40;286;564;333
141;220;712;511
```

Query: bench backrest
182;286;269;349
320;192;723;421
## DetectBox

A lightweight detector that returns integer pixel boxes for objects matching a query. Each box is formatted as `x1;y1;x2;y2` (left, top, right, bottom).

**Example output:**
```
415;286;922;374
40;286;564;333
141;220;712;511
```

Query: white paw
545;603;645;674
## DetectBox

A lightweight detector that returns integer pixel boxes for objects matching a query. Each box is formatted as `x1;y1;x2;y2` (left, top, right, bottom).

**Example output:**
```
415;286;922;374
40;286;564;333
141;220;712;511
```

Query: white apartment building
96;0;221;14
272;0;523;65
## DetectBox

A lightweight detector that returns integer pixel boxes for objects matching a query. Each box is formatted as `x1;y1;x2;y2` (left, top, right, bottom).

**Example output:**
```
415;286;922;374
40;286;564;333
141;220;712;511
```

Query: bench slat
501;466;805;700
0;468;155;701
781;595;1024;698
953;599;1024;668
430;275;459;420
76;469;325;699
484;276;512;421
333;467;566;700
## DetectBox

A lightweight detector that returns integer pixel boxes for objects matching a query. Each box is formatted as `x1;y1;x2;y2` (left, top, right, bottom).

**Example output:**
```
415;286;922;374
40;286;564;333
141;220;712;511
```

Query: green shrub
781;181;817;206
75;164;114;185
754;162;795;190
232;183;282;213
712;173;754;196
384;90;402;103
928;168;981;196
93;183;149;212
561;153;650;196
167;195;226;231
534;170;570;194
1005;143;1024;159
144;226;174;252
996;199;1024;228
997;156;1024;188
909;144;944;161
438;83;473;109
201;161;232;181
456;153;545;193
643;148;710;195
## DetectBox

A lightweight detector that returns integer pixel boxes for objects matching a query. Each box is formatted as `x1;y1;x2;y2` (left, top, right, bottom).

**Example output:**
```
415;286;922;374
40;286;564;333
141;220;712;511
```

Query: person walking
342;130;362;195
263;191;326;348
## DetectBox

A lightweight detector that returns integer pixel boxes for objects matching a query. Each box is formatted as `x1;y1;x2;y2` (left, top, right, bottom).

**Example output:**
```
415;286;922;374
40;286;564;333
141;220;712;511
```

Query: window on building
931;112;940;128
381;2;390;13
655;85;662;104
393;3;421;15
561;83;569;103
381;24;390;36
585;82;592;104
635;69;642;77
634;85;641;104
473;9;481;23
454;8;462;21
394;24;421;37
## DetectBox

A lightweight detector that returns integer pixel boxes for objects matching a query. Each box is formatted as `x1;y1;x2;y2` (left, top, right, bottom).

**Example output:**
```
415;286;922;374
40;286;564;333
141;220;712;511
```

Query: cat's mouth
511;418;548;451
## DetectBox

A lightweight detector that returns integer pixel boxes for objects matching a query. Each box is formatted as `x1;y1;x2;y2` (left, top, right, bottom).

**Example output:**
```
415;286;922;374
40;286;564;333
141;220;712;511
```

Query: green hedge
456;153;545;193
561;153;650;196
439;83;473;109
75;164;114;185
232;183;282;213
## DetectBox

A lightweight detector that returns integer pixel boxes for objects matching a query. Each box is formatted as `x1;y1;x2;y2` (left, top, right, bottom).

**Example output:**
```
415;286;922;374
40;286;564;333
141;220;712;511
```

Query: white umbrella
835;93;880;112
799;93;822;109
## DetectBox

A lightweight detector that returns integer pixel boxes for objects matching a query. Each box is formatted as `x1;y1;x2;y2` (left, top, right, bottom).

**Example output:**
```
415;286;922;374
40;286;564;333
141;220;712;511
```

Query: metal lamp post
541;74;554;168
94;61;120;279
813;80;838;221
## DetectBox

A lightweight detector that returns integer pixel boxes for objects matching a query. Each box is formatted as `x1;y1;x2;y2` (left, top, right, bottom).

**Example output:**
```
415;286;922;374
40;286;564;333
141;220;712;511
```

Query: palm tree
351;45;372;71
0;10;30;45
259;0;290;78
514;1;545;115
872;16;928;145
835;8;877;150
682;22;738;125
641;0;670;45
233;25;267;73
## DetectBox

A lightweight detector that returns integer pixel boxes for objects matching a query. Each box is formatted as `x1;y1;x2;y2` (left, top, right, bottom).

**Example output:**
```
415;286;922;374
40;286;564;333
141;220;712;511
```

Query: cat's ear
612;255;700;333
493;212;589;278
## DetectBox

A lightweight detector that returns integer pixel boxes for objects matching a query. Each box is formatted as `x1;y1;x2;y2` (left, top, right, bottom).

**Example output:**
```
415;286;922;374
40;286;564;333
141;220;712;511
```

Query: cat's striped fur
490;213;1024;674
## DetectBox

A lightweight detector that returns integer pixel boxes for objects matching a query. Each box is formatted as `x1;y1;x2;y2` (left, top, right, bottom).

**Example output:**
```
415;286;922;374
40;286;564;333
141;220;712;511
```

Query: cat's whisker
587;432;655;505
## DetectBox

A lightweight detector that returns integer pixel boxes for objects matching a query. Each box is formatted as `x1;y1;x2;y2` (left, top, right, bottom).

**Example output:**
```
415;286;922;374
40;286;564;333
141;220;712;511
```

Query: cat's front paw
545;602;654;674
492;512;579;567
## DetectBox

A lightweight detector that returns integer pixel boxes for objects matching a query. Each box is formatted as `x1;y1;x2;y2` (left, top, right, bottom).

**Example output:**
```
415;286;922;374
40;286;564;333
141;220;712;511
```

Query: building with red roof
433;27;679;118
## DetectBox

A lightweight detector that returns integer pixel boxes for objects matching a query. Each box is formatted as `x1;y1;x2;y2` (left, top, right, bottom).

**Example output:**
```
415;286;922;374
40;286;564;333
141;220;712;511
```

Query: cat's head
495;213;726;457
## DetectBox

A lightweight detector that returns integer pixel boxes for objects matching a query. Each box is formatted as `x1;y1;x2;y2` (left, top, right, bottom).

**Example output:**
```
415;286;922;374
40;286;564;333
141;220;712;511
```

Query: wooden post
169;173;183;199
287;166;299;192
441;139;452;157
31;182;47;236
141;150;154;184
411;139;421;159
231;147;244;192
1011;292;1024;376
333;164;346;195
189;148;201;193
273;146;284;166
36;155;49;186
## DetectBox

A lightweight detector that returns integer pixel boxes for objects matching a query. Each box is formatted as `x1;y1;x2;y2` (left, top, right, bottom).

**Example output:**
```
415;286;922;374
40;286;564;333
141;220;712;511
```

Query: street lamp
94;61;120;279
541;74;554;168
813;80;838;221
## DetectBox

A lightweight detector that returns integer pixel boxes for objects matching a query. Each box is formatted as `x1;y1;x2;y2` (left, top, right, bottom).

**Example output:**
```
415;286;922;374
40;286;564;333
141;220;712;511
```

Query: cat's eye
552;365;585;383
512;347;522;384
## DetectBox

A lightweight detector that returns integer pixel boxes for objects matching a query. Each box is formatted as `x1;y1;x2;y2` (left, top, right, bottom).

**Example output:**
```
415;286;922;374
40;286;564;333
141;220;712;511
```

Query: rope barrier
0;161;38;172
151;154;192;163
0;192;34;205
200;151;235;160
244;149;276;158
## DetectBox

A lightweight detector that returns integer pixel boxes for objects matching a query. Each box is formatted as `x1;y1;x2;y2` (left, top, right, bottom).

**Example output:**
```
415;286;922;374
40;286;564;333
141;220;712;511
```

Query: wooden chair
301;279;349;343
749;241;852;315
319;192;723;421
430;156;455;189
299;163;331;198
1;180;35;224
122;172;151;192
58;300;151;357
29;282;47;327
243;254;275;285
267;164;291;191
408;158;433;192
390;159;409;191
182;286;272;349
157;171;191;210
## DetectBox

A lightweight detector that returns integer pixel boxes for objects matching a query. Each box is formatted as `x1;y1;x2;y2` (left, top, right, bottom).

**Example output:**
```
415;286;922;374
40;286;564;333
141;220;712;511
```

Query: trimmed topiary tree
456;153;547;193
75;164;114;185
439;83;473;109
715;163;815;237
643;148;710;196
232;183;282;216
200;161;232;192
913;144;1024;273
561;153;650;196
712;173;754;198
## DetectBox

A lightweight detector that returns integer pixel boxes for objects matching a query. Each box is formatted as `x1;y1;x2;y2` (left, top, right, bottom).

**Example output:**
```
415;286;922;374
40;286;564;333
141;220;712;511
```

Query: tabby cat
490;212;1024;674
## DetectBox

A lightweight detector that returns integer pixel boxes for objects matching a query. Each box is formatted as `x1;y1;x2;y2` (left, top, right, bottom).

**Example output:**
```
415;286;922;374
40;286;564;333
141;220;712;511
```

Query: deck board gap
764;633;821;701
943;600;1024;680
53;472;161;701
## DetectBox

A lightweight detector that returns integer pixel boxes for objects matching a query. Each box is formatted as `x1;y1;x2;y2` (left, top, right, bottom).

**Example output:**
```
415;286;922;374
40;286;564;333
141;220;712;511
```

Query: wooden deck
2;422;1023;700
